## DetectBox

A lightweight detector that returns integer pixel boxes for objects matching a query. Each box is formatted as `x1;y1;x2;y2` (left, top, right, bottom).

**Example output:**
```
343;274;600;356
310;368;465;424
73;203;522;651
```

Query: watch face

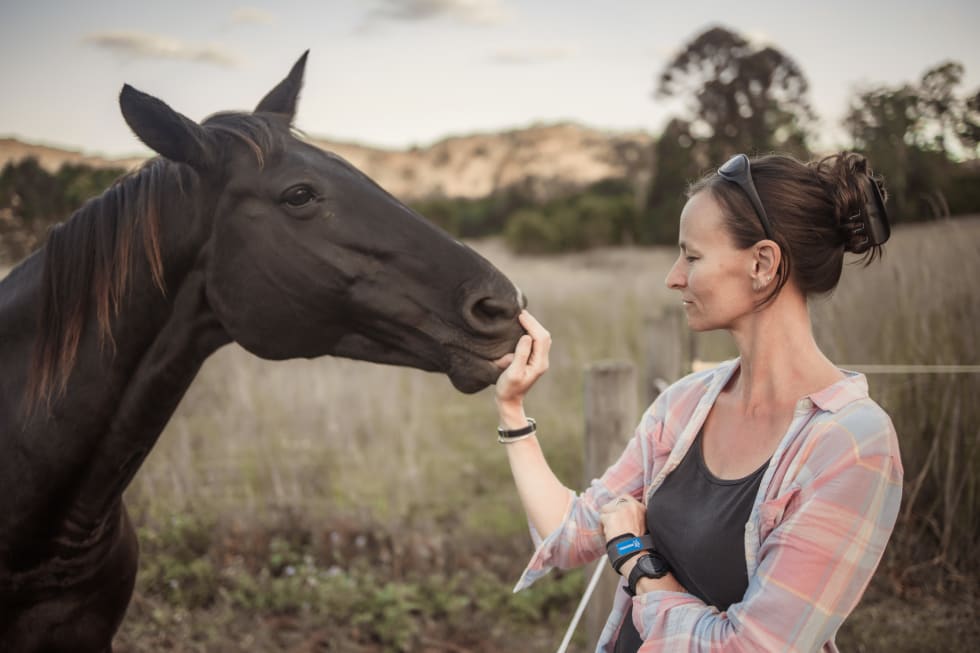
637;553;669;578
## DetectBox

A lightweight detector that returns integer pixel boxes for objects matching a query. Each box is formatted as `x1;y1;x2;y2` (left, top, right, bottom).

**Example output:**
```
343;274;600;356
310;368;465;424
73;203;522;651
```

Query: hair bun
811;152;890;257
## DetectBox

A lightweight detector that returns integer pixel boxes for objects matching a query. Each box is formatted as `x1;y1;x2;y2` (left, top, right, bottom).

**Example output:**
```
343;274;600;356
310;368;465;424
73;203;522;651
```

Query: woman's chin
684;315;719;333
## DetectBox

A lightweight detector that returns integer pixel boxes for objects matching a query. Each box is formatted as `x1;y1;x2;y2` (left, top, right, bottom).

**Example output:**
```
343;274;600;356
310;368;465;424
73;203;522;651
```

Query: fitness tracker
605;533;655;573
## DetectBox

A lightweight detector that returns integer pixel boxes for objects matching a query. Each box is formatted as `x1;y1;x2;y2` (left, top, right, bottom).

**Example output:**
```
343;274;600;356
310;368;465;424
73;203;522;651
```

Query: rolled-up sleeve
514;400;668;592
629;417;903;652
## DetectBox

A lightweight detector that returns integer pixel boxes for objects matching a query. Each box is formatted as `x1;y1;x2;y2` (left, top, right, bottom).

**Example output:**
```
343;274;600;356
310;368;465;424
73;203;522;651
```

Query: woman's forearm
498;401;572;538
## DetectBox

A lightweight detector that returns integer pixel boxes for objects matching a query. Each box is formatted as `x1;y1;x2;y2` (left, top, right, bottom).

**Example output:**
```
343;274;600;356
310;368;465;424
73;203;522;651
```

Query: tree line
426;26;979;253
2;25;978;263
0;158;127;263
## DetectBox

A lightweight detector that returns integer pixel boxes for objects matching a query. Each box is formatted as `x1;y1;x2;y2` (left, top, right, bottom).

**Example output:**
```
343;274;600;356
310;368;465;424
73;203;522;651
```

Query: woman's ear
751;240;781;291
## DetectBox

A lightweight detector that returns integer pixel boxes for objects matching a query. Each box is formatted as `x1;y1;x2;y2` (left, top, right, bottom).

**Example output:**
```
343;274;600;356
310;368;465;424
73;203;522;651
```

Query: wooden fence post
583;361;637;650
645;305;695;398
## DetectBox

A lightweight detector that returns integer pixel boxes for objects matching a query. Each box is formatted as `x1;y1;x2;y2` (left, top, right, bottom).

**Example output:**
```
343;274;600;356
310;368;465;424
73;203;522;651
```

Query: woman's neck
727;290;843;415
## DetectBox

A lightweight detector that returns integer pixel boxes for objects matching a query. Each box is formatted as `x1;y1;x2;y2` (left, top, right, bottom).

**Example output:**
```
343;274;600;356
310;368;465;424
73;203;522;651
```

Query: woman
492;152;903;652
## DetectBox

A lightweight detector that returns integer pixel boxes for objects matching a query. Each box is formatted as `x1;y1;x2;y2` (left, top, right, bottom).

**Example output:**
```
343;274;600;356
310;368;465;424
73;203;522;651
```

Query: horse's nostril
463;294;521;335
472;297;513;321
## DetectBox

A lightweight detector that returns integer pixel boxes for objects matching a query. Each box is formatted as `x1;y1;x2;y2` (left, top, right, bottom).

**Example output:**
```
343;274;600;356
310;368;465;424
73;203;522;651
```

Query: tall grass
125;242;679;535
810;217;980;584
2;217;977;650
126;218;980;580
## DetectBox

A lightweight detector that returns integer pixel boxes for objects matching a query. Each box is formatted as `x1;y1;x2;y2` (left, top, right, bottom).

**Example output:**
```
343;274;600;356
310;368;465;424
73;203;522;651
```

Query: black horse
0;53;524;652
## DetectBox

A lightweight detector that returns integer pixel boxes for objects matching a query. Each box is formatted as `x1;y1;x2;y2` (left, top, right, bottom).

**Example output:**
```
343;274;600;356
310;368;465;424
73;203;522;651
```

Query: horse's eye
282;185;316;207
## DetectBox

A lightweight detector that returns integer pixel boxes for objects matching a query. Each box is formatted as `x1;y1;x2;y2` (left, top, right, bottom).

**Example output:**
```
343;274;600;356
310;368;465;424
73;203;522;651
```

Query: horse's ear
254;50;308;121
119;84;215;170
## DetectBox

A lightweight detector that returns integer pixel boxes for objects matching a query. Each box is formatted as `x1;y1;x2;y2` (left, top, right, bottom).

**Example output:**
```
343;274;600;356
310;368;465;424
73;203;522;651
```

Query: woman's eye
282;186;316;207
685;256;699;263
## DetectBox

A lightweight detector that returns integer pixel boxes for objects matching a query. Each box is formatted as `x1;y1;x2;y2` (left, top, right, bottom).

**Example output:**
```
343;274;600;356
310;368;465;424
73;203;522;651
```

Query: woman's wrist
633;572;684;595
495;399;528;430
618;554;685;596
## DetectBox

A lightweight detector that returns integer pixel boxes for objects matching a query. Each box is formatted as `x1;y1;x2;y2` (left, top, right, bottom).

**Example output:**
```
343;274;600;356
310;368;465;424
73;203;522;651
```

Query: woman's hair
688;152;887;305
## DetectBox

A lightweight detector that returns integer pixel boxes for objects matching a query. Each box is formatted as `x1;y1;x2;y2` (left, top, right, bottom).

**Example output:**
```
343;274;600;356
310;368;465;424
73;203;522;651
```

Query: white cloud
364;0;513;28
231;7;277;26
83;31;240;68
490;46;576;65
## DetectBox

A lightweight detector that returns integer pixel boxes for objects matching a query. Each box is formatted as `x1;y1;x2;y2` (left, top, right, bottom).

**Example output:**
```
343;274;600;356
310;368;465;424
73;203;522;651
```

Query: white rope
840;364;980;374
557;554;609;653
691;360;980;375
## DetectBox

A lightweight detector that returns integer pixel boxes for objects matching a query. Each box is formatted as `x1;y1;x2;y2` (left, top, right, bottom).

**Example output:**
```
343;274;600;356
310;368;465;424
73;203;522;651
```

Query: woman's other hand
494;311;551;411
600;494;647;541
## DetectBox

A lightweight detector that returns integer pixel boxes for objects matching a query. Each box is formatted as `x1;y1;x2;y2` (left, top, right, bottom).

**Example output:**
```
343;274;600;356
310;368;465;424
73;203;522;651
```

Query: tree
637;26;816;246
656;26;814;162
639;118;700;245
0;159;127;263
917;62;980;158
844;61;980;221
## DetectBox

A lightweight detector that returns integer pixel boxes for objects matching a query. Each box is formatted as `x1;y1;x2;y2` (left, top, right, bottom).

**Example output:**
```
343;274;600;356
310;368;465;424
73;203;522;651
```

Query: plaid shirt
515;359;903;652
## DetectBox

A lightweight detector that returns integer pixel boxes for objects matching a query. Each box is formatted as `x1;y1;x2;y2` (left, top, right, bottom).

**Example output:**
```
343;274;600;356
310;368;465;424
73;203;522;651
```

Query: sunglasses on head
717;154;776;241
718;153;891;249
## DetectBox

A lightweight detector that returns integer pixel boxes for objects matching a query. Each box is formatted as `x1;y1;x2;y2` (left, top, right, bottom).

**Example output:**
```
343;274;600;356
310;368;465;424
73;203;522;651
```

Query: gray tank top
614;430;768;652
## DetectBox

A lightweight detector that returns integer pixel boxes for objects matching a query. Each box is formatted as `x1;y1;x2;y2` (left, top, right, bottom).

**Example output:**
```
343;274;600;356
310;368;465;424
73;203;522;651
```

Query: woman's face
664;191;758;331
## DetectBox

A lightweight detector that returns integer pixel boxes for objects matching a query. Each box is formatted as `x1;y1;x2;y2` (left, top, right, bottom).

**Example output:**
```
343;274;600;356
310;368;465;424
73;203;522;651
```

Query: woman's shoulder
799;387;902;478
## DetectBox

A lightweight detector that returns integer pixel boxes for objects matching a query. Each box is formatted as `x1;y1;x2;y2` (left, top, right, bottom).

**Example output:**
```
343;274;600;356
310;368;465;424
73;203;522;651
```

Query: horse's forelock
204;112;284;170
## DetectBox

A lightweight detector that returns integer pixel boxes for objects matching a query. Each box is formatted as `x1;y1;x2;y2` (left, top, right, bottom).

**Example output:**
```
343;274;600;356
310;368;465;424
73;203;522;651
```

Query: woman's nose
665;260;685;290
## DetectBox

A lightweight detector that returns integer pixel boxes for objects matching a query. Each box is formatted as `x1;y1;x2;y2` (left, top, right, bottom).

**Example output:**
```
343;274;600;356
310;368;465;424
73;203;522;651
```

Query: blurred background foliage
2;26;978;263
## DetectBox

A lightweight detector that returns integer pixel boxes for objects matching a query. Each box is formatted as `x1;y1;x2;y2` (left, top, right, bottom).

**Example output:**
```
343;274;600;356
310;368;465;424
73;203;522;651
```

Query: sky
1;0;978;158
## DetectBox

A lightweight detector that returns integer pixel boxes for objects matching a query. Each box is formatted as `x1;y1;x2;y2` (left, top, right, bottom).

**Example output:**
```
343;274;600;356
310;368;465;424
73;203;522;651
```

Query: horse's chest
0;504;139;652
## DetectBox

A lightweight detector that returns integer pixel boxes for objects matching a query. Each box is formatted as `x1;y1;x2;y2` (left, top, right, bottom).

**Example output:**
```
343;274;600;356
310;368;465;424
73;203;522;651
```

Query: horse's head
118;52;524;393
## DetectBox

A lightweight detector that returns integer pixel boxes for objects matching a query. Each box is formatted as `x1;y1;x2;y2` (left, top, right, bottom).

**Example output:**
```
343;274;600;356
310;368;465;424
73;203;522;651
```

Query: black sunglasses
717;154;776;241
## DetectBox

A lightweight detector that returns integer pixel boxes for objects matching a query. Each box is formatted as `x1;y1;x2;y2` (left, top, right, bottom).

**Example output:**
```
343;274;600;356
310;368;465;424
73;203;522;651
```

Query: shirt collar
714;359;869;414
808;369;869;413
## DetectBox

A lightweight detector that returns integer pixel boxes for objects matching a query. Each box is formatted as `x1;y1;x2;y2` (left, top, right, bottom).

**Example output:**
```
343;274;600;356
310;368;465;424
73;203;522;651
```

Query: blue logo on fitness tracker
616;538;642;555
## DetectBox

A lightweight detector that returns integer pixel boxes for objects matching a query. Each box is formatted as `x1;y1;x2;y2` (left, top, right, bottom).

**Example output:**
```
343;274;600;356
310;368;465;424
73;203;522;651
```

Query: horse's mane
26;112;283;413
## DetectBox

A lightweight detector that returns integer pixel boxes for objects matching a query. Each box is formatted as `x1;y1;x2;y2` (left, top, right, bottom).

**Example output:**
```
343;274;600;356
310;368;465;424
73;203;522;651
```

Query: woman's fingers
599;495;647;540
513;334;533;367
601;495;638;513
495;312;551;403
519;310;548;339
518;311;551;372
493;353;515;370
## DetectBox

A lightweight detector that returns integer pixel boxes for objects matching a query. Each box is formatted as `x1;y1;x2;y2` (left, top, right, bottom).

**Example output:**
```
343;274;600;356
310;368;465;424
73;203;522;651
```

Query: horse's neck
65;265;231;527
0;170;231;545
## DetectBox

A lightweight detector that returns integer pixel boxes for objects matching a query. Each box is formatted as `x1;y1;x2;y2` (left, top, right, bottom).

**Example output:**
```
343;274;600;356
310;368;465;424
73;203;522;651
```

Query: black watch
625;552;671;597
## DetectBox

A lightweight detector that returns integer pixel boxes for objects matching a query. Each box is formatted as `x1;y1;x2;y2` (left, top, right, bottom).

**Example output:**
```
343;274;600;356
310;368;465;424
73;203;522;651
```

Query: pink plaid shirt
515;358;903;652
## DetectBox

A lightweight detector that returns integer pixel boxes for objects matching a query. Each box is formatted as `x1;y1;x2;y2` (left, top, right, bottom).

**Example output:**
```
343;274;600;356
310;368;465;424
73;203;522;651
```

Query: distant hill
0;123;655;203
0;138;146;176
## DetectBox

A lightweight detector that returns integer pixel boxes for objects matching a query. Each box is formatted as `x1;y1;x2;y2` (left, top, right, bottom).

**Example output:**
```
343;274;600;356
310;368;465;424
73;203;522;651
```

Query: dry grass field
2;216;978;651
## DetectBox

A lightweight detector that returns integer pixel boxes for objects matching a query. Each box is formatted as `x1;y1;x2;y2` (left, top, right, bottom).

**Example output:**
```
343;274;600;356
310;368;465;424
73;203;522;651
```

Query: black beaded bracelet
497;417;537;443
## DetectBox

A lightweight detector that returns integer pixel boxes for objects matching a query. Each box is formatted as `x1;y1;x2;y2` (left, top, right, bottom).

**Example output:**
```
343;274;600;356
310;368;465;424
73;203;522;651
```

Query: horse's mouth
329;331;510;393
444;345;514;393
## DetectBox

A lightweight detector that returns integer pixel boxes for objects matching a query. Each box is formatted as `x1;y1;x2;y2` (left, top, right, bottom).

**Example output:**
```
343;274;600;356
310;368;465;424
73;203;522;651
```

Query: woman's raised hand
494;310;551;409
599;494;647;542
